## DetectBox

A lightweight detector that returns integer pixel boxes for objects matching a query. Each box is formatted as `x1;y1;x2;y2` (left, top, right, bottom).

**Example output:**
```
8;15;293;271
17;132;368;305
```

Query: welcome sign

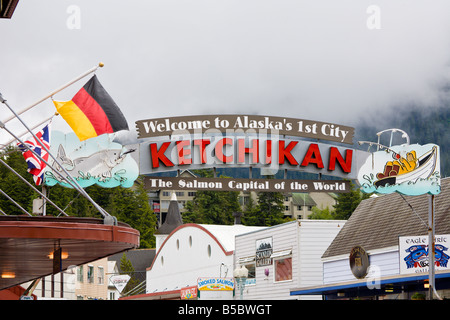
136;115;355;144
133;115;370;192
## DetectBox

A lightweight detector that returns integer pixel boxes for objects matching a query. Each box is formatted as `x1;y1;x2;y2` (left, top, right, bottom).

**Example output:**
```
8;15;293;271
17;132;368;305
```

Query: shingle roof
322;177;450;259
292;193;317;206
109;249;156;272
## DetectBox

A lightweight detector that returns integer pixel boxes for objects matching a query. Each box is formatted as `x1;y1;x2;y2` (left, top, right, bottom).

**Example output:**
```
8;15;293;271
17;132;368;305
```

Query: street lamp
233;265;248;300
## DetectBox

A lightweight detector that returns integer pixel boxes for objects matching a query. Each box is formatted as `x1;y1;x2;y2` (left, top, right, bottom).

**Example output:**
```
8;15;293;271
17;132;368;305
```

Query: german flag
53;75;129;141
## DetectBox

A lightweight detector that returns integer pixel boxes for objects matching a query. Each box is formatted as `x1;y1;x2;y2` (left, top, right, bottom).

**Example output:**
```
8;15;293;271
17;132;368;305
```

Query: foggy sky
1;0;449;144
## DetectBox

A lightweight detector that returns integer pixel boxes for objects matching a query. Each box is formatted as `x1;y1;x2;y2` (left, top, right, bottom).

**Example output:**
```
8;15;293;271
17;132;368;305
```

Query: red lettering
150;142;174;168
328;147;352;173
278;140;298;165
265;140;272;164
301;144;324;169
215;138;233;163
193;139;210;164
237;139;259;163
176;140;192;165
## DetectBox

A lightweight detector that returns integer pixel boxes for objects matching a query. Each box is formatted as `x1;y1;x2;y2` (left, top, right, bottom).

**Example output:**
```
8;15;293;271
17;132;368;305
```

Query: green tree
183;189;241;225
119;253;139;295
0;147;37;215
308;206;335;220
333;181;370;220
254;190;286;226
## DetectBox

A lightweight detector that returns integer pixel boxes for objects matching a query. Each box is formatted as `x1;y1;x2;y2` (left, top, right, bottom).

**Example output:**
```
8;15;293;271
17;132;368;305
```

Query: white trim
270;249;292;259
321;245;399;263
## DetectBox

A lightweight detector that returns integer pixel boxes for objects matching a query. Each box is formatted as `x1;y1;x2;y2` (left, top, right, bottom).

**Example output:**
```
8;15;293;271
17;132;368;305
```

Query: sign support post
428;194;442;300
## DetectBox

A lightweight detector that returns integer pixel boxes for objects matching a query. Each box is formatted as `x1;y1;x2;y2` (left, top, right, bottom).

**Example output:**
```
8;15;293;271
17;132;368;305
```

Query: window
237;257;256;283
98;267;104;284
87;265;94;283
274;257;292;282
77;266;83;283
162;191;170;197
176;192;184;197
188;192;196;197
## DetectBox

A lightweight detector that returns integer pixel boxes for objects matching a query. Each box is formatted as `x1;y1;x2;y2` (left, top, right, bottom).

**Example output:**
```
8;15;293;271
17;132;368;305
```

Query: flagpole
0;120;109;218
0;157;68;216
1;62;104;125
0;113;56;150
0;95;110;218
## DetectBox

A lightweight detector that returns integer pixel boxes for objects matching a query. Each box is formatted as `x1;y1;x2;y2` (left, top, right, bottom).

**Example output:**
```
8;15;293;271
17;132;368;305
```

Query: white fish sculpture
52;144;135;183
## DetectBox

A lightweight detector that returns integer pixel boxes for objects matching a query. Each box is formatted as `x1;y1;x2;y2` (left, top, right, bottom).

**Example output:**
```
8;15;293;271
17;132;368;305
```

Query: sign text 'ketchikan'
134;115;370;192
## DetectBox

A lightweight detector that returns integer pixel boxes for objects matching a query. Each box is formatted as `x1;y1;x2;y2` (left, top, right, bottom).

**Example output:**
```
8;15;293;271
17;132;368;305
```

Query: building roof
199;224;266;252
322;177;450;259
109;249;156;273
291;193;317;206
155;193;183;235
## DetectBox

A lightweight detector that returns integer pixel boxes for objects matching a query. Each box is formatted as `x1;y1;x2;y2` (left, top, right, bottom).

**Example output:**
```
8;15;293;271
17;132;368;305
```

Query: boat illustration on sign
44;131;138;188
374;146;437;187
357;129;440;195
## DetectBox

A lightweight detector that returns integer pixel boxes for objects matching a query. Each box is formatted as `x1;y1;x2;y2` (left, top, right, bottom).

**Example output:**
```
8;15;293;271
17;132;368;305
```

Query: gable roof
322;177;450;259
292;193;317;206
109;249;156;273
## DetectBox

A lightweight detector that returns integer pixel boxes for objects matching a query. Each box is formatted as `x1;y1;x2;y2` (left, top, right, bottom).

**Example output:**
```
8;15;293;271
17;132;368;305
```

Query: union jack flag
17;124;51;186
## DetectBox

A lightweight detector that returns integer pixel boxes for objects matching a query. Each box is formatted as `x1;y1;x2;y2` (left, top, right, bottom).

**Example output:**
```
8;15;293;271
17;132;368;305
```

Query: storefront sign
256;237;273;267
181;286;198;299
136;115;355;144
399;235;449;274
143;176;350;193
349;246;370;279
358;143;441;195
110;275;131;293
197;277;235;291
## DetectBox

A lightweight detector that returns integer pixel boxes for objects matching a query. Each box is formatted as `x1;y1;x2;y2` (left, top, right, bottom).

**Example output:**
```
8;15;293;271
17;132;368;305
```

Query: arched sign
132;114;371;193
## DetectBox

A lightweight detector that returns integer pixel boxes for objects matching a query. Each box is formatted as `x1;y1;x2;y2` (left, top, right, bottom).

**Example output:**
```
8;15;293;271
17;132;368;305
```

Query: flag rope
1;62;104;125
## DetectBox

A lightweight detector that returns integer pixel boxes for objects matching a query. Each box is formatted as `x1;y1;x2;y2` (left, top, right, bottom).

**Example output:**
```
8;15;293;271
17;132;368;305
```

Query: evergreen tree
255;190;286;226
333;181;370;220
0;147;37;215
183;189;241;225
119;253;139;295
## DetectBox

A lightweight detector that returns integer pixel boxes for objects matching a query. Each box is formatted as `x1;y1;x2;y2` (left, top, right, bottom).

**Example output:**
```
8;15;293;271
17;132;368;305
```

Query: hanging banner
357;143;441;195
44;131;138;188
399;235;450;274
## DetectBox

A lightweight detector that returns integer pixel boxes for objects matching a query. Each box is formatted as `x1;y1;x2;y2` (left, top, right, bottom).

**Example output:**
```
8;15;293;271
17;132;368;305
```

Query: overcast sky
1;0;449;144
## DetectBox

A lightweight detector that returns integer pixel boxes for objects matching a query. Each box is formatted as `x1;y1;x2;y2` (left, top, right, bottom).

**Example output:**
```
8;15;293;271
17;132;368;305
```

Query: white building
234;219;345;300
123;194;264;300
